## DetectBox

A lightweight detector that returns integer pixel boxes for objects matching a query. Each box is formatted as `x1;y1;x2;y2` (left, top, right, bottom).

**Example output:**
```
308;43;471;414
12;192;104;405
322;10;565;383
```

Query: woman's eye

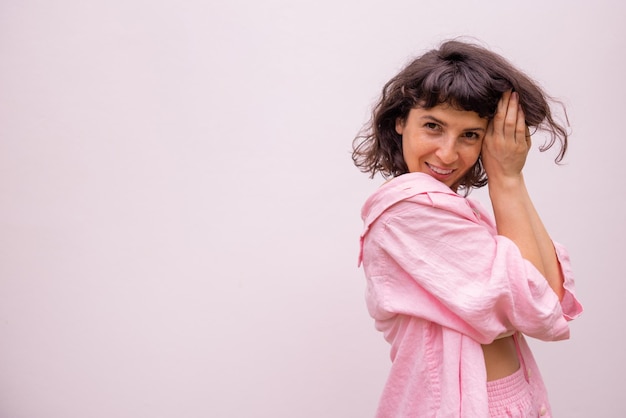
462;132;480;139
425;122;439;130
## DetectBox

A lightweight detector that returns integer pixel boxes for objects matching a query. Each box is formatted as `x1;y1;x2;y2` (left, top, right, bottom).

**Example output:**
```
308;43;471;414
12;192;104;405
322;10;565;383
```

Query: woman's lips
426;162;454;175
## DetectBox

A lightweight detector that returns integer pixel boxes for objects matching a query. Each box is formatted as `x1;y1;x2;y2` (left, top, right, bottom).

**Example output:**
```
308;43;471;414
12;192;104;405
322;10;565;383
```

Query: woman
353;40;583;417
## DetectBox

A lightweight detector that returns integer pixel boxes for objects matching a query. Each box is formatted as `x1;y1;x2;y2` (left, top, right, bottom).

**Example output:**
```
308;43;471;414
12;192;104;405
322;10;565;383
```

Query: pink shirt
359;173;583;417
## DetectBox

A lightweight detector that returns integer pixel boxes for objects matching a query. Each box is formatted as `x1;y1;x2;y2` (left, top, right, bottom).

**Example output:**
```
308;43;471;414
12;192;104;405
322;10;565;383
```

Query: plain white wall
1;0;624;416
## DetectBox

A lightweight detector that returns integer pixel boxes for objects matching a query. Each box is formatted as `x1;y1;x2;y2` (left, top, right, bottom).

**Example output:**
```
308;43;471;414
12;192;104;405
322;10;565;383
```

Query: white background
1;0;624;417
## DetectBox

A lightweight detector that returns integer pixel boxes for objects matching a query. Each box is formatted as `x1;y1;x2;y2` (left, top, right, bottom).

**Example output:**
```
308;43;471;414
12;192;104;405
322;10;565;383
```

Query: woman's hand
481;91;530;184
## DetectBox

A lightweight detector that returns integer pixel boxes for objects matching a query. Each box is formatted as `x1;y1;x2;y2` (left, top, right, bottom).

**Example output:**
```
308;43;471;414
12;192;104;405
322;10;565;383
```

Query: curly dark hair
352;39;569;193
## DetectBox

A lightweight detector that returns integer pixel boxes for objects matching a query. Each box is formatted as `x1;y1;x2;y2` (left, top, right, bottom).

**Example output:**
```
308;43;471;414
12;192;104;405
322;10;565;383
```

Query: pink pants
487;367;536;417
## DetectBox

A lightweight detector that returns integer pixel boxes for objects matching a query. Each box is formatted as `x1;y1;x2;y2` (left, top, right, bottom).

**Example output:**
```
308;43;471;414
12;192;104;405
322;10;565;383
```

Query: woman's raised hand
481;91;530;184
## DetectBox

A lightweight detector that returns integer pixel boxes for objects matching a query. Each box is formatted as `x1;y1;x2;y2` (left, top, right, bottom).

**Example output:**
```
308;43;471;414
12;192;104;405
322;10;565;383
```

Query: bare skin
480;91;565;381
482;337;520;381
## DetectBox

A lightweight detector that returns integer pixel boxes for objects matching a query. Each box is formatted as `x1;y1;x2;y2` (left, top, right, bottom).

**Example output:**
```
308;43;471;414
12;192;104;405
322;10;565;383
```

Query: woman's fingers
492;90;522;142
482;90;530;178
495;91;528;148
525;125;532;147
504;91;520;140
516;105;527;146
492;90;511;134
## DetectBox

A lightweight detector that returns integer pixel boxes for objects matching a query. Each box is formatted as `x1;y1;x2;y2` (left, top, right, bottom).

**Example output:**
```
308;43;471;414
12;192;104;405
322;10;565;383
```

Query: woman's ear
395;117;405;135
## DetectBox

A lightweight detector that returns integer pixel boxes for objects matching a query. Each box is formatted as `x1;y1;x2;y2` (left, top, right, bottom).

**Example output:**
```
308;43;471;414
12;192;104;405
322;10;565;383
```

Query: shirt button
539;406;548;416
527;368;532;378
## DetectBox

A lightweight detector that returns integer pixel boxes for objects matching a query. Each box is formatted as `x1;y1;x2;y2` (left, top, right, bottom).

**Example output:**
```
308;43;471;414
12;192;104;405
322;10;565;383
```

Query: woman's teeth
428;164;453;175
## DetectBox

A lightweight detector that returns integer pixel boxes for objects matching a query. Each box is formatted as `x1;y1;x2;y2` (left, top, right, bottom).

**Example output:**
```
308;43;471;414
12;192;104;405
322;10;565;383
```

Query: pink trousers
487;367;536;417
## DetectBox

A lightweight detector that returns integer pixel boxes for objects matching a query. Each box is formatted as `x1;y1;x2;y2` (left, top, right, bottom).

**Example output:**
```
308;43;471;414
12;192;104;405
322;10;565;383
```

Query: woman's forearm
523;189;565;300
489;175;564;300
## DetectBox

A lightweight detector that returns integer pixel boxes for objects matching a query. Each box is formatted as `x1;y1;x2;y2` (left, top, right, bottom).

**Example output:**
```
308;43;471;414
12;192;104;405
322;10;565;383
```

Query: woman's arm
481;91;565;300
363;193;572;343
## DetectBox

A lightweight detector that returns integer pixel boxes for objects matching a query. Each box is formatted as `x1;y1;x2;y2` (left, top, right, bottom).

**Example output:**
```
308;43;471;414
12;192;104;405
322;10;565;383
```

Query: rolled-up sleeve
361;190;582;345
553;242;584;320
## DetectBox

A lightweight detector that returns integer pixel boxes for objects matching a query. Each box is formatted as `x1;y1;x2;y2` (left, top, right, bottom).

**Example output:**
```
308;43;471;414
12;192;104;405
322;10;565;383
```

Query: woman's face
396;104;487;189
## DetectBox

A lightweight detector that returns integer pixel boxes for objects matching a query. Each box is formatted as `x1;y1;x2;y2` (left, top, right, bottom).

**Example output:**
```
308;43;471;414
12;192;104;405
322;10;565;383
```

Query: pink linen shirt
359;172;583;418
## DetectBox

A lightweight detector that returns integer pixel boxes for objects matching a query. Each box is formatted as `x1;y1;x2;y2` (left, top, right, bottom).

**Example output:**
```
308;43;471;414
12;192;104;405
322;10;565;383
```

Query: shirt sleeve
361;191;582;344
553;241;584;320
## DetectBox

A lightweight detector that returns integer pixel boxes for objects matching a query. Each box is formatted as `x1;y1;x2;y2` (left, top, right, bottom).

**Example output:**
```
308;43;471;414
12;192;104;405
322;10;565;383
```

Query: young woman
353;40;583;417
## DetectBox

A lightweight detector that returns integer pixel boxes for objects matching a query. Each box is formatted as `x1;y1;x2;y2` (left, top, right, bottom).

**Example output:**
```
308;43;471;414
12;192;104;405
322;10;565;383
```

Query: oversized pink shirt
359;172;583;418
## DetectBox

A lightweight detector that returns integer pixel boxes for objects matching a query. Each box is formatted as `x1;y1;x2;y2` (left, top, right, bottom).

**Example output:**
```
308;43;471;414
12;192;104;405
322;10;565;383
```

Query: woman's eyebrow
420;115;486;132
420;115;447;126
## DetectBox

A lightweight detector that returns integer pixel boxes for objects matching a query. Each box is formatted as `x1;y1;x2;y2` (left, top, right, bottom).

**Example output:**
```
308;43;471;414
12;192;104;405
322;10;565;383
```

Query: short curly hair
352;39;568;193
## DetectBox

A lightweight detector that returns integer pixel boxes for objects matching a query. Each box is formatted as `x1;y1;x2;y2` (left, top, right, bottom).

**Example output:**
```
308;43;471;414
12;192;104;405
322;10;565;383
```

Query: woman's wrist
487;173;526;198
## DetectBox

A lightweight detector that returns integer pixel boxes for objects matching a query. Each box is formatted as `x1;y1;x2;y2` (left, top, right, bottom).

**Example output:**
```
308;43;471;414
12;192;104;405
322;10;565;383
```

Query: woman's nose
435;137;458;164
